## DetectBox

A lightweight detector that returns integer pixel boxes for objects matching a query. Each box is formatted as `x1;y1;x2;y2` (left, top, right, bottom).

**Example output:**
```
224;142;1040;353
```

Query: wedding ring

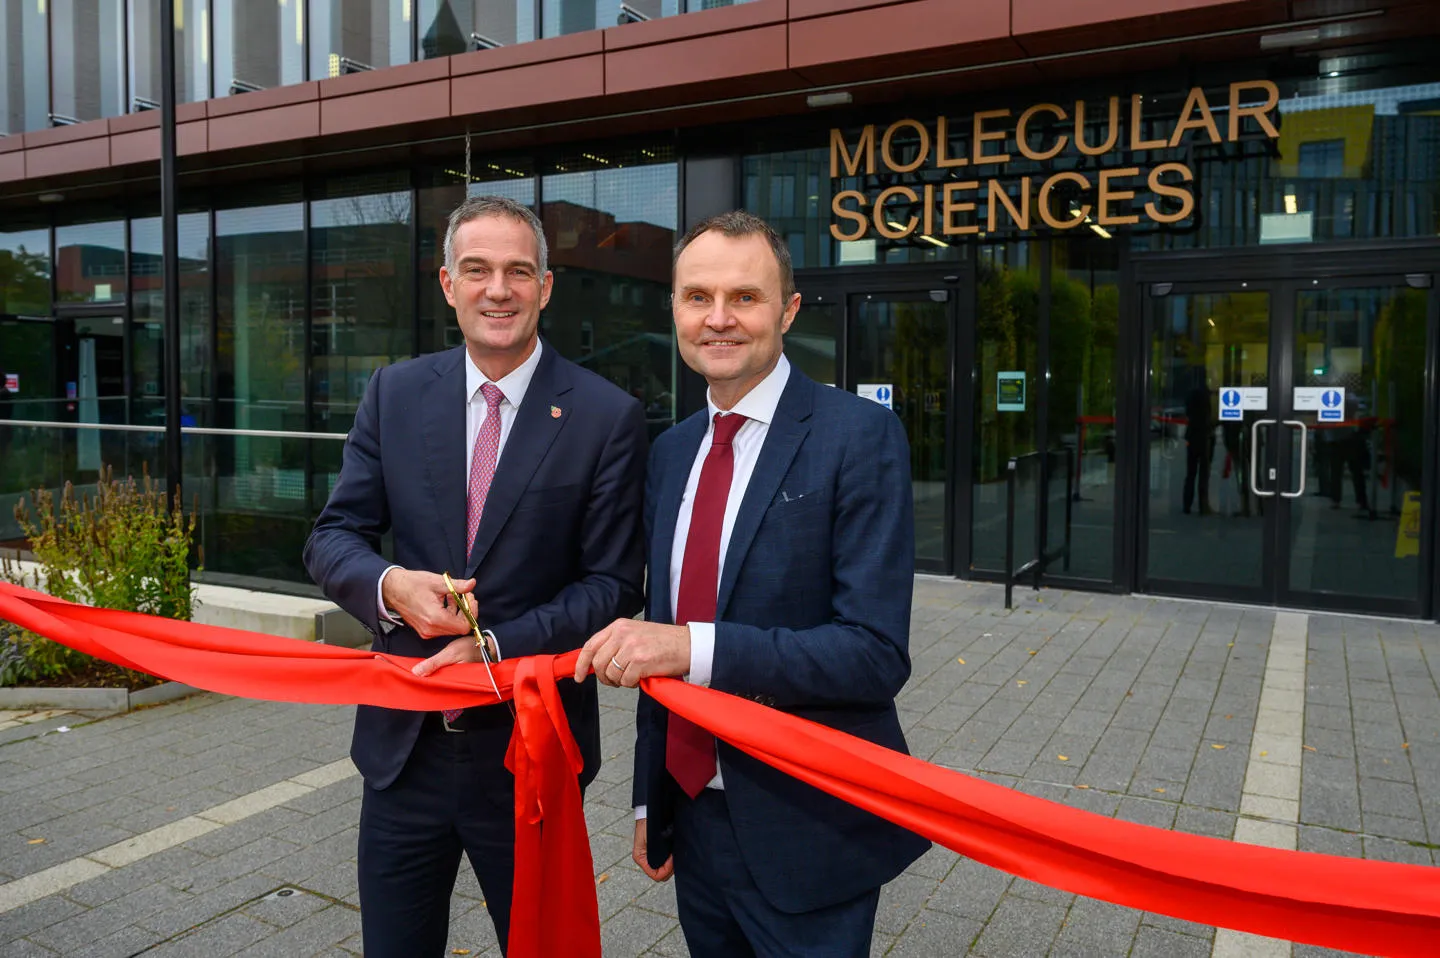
609;656;626;672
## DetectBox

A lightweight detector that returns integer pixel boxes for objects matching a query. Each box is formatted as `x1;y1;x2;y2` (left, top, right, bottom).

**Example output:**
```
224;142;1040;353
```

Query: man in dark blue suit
577;211;928;957
305;196;646;957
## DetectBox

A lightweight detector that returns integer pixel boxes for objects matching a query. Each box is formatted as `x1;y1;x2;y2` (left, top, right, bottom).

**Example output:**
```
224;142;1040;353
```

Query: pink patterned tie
446;381;504;726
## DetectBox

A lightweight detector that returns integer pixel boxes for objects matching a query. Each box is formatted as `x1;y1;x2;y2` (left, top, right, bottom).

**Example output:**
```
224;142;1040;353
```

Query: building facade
1;0;1438;617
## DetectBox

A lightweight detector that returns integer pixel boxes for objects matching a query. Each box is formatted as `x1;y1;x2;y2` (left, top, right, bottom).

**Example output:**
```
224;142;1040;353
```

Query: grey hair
443;194;549;276
672;210;795;301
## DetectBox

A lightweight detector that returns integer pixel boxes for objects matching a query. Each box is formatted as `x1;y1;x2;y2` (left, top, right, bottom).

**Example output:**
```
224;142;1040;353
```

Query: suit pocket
514;482;585;512
766;490;828;516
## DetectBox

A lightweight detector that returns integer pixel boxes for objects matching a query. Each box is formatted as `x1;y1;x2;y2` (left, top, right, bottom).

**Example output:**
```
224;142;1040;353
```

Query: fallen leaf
452;950;472;956
1125;690;1133;697
1076;784;1090;790
1211;744;1226;749
596;873;610;884
1058;755;1069;761
1303;745;1317;752
1027;650;1037;656
27;838;45;845
1402;742;1410;749
1227;642;1234;648
956;657;966;664
1224;714;1233;720
1259;750;1268;757
1016;680;1028;687
1154;787;1167;793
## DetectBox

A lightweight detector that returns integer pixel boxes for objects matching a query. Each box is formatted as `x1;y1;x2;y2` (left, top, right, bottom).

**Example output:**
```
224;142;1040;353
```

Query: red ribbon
3;581;1439;958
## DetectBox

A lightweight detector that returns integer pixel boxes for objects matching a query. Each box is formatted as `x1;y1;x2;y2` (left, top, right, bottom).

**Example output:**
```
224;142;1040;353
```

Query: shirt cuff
484;630;502;661
635;805;647;820
687;622;715;687
376;565;402;633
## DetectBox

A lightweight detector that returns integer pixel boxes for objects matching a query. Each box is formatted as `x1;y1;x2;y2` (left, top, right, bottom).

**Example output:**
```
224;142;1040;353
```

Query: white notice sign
1295;386;1345;422
1219;386;1268;420
858;383;893;410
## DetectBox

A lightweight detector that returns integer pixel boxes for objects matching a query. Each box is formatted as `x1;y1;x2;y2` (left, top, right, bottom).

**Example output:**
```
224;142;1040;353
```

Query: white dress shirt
375;339;545;651
670;353;792;795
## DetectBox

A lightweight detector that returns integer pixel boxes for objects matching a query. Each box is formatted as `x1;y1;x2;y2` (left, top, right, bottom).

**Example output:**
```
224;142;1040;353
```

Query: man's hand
633;819;674;882
412;635;488;678
575;619;690;687
381;569;476;639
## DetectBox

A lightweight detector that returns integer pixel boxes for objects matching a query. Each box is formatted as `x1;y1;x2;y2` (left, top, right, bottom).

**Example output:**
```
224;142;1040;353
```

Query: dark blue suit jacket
305;341;647;791
634;366;930;914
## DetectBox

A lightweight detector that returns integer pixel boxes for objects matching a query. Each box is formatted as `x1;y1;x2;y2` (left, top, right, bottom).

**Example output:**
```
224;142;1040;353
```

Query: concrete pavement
2;578;1437;957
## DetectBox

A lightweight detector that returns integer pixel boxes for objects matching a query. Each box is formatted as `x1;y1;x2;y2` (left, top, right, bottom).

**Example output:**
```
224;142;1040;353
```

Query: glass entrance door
1141;275;1434;616
848;290;953;572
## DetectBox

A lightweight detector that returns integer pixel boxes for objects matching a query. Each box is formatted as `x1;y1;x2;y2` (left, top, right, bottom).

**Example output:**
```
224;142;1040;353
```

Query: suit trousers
357;712;516;958
673;789;882;958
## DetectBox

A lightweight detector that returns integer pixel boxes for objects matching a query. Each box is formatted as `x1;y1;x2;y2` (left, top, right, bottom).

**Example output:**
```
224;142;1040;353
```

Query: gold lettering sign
828;80;1281;241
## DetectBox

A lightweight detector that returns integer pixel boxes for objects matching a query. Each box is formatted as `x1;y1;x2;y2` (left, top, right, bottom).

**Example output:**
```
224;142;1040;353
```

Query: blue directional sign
1318;387;1344;422
1220;388;1243;421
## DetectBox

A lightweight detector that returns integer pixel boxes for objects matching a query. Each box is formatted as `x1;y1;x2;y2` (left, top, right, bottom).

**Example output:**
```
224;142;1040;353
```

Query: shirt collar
706;353;791;428
465;337;543;407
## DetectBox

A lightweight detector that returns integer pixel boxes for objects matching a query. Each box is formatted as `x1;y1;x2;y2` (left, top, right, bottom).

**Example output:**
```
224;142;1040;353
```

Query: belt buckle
441;711;464;733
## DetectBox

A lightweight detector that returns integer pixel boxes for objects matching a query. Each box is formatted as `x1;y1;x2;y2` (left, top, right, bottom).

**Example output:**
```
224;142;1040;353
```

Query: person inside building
575;210;929;958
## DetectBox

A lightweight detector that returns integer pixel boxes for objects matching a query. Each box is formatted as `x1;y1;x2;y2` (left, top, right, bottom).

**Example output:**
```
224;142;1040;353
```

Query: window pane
311;174;413;436
129;0;210;107
0;227;52;317
1;0;49;133
130;213;211;429
51;0;126;123
55;220;126;304
417;158;536;355
214;0;306;95
419;0;536;55
310;0;412;78
542;145;678;440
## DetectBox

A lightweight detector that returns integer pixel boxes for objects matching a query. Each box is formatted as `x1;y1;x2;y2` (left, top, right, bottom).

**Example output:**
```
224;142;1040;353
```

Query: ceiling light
37;192;64;203
1088;223;1112;239
1284;194;1298;215
806;91;852;108
1259;27;1321;49
918;234;949;248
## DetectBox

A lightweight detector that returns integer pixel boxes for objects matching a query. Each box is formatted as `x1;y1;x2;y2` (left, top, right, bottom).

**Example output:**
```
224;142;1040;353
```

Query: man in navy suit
305;195;646;957
576;211;928;957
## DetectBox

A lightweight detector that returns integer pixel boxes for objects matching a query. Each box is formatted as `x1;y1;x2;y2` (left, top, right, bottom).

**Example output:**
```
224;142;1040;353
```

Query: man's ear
439;267;457;308
780;292;802;334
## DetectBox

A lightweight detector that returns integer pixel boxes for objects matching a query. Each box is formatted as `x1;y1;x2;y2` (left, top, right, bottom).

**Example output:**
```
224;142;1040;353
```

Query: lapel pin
551;405;562;419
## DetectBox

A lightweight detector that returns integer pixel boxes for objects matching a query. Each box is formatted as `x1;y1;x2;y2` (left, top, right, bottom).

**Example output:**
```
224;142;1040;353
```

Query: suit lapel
465;343;573;576
716;372;814;618
421;349;468;576
650;412;708;624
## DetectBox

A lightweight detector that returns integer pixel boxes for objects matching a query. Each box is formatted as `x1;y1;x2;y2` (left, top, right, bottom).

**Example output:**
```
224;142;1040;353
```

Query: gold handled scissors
442;572;514;718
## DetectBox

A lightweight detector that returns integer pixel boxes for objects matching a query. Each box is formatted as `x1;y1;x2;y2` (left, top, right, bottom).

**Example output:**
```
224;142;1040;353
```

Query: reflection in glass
55;220;126;304
214;0;306;95
0;228;52;317
851;293;949;568
971;244;1039;571
0;229;54;430
1288;286;1427;603
1;0;48;133
417;160;536;355
1049;238;1120;582
51;0;126;123
543;148;678;439
743;149;835;269
419;0;536;56
130;213;211;429
1145;291;1269;590
130;0;210;106
311;177;413;437
310;0;412;78
788;296;838;388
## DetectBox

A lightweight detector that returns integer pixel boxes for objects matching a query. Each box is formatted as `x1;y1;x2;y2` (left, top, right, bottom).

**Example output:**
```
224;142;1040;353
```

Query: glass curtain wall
419;0;536;55
50;0;126;125
541;144;678;439
211;196;308;580
214;0;306;95
0;226;54;519
130;212;212;430
1;0;49;133
310;0;412;78
130;0;210;107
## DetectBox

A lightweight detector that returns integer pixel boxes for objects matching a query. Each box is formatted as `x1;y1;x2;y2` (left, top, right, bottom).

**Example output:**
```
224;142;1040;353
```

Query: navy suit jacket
305;341;647;791
634;366;930;914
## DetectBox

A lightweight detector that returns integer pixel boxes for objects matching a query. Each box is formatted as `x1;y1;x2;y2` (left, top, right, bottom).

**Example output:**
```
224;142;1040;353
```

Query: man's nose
704;303;736;330
483;272;511;303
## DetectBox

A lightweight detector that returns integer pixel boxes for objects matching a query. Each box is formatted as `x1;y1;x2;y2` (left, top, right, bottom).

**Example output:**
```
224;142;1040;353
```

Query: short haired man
306;195;647;956
577;210;928;956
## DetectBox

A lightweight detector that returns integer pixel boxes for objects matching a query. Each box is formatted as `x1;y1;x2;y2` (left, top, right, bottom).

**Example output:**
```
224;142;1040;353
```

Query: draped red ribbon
3;580;1439;958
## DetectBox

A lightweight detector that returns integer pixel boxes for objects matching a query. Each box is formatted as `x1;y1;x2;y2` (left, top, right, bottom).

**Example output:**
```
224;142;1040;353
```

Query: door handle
1250;418;1276;498
1281;420;1308;499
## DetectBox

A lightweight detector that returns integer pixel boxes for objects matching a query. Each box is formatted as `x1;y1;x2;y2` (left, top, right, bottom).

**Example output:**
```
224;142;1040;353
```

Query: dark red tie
667;411;748;798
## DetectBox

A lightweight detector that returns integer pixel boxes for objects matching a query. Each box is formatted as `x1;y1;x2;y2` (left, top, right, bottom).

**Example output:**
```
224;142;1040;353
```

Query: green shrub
0;465;201;687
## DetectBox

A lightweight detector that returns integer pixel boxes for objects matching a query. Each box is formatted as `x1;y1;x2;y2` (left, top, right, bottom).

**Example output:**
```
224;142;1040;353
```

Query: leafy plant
0;464;201;687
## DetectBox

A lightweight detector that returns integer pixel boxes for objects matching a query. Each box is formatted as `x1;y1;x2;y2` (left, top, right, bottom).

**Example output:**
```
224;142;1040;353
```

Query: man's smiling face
439;214;553;373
